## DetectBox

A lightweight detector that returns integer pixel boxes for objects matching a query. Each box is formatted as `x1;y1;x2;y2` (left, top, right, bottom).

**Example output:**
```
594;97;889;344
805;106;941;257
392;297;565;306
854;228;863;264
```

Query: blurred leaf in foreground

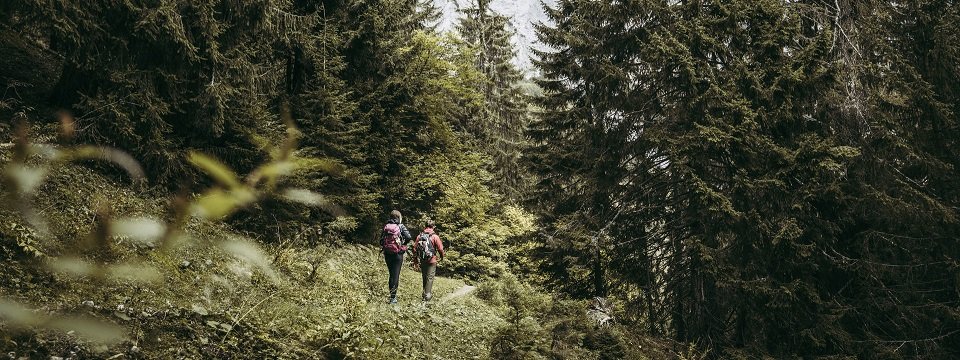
188;151;242;188
46;256;96;277
49;317;126;345
3;164;47;194
222;238;278;282
0;298;126;346
192;188;257;220
0;299;40;326
112;216;166;246
106;263;162;284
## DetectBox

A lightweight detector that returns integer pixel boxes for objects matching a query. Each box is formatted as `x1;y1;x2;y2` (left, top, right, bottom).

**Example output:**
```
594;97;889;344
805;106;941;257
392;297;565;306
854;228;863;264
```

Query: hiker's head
389;210;403;223
425;220;436;229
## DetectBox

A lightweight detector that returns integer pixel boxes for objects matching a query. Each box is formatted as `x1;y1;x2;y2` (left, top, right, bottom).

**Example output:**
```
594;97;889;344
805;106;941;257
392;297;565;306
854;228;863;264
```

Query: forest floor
0;161;683;359
0;163;509;359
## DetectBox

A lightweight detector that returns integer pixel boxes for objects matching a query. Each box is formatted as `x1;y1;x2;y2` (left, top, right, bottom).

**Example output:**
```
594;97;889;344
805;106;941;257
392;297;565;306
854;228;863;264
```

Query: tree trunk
592;234;606;297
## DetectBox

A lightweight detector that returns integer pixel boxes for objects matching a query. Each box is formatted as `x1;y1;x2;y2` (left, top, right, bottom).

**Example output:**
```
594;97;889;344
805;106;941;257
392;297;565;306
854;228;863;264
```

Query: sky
432;0;556;74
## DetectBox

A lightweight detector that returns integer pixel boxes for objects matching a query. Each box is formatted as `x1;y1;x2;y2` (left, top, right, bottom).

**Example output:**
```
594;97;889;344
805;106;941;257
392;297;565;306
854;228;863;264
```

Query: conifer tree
457;0;532;202
228;0;379;238
823;1;960;356
338;0;483;234
532;0;959;357
3;1;307;183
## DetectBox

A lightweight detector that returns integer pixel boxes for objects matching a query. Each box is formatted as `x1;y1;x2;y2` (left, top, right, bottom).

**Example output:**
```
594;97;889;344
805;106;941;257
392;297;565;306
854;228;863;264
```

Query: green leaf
49;317;126;344
46;257;96;277
66;146;145;183
112;217;166;245
281;188;329;207
192;188;256;219
188;152;242;188
254;161;295;181
5;164;47;194
106;263;161;283
1;300;124;345
28;144;60;159
0;299;39;325
221;238;277;282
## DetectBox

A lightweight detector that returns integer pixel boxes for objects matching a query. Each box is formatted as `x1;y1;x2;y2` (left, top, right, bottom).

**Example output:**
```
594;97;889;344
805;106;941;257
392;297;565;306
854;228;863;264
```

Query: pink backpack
381;224;406;254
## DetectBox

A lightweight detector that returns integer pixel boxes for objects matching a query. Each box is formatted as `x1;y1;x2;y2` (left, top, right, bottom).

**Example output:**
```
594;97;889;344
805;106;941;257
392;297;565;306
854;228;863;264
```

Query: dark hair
425;219;436;229
389;210;402;221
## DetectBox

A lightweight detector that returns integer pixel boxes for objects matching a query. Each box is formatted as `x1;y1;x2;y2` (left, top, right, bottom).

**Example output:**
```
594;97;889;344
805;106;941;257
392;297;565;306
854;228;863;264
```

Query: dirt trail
440;285;476;303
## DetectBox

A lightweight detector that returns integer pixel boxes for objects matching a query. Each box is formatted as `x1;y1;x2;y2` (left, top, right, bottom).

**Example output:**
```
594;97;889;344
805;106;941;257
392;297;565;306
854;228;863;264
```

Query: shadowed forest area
1;0;958;359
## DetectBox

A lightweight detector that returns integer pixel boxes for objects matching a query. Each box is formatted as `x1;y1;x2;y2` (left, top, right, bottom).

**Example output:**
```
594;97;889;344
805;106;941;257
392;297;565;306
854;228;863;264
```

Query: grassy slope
0;164;507;359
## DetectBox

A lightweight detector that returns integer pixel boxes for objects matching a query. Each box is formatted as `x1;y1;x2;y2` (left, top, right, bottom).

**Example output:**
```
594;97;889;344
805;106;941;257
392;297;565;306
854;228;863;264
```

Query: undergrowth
0;163;693;359
0;163;506;359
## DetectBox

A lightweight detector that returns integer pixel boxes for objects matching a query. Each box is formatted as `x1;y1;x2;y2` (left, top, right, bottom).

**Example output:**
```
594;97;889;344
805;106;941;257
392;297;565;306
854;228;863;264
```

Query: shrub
583;326;628;360
475;278;505;306
490;316;551;360
442;252;508;281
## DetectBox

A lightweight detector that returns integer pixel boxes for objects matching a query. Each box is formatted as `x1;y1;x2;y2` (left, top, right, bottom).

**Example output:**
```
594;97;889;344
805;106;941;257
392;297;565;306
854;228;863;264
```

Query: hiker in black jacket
382;210;412;304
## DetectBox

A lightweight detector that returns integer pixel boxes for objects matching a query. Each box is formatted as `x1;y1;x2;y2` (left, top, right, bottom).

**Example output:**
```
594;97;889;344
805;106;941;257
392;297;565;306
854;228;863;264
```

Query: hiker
412;220;444;302
381;210;412;304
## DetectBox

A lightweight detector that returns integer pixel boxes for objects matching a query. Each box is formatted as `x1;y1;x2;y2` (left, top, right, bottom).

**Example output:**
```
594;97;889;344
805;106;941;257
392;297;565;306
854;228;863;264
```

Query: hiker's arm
399;224;413;243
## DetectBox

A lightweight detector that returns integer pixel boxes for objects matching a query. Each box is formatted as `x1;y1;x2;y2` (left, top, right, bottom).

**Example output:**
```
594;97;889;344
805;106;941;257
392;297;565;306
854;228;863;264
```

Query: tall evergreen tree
337;0;483;235
824;0;960;356
2;1;304;183
229;0;378;239
532;0;959;357
457;0;532;202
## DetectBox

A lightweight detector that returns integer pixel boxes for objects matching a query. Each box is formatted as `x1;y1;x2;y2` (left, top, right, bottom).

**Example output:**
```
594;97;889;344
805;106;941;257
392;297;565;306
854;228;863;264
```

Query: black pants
384;252;404;298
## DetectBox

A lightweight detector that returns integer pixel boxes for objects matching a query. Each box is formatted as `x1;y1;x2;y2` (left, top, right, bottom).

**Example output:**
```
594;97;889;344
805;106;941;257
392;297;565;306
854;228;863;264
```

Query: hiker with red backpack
412;220;444;302
381;210;412;304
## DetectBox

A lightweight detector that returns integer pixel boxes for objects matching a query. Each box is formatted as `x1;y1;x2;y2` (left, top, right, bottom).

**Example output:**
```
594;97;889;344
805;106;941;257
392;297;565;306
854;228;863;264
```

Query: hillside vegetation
2;0;959;358
0;162;679;359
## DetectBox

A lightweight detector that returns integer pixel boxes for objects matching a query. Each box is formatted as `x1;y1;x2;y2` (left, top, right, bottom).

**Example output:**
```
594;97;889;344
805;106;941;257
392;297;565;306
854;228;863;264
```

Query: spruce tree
532;0;959;357
3;1;308;183
227;0;379;239
338;0;484;234
824;0;960;356
456;0;532;202
531;0;652;299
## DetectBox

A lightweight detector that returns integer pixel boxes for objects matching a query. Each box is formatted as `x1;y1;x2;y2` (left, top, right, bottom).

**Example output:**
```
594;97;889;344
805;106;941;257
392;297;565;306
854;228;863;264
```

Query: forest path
439;285;476;303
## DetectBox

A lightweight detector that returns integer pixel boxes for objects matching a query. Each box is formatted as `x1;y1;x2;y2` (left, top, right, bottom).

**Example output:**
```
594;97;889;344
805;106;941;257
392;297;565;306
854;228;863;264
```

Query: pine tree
456;0;532;202
532;0;960;357
3;1;309;183
337;0;485;235
822;0;960;356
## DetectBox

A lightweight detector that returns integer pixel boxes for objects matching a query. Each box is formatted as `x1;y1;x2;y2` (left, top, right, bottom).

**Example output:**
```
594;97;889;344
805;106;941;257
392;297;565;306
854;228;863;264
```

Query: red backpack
381;223;407;254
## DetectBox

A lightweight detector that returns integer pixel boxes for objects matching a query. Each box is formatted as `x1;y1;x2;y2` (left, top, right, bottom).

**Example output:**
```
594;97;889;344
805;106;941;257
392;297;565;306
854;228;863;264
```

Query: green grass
0;163;509;359
0;163;688;359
